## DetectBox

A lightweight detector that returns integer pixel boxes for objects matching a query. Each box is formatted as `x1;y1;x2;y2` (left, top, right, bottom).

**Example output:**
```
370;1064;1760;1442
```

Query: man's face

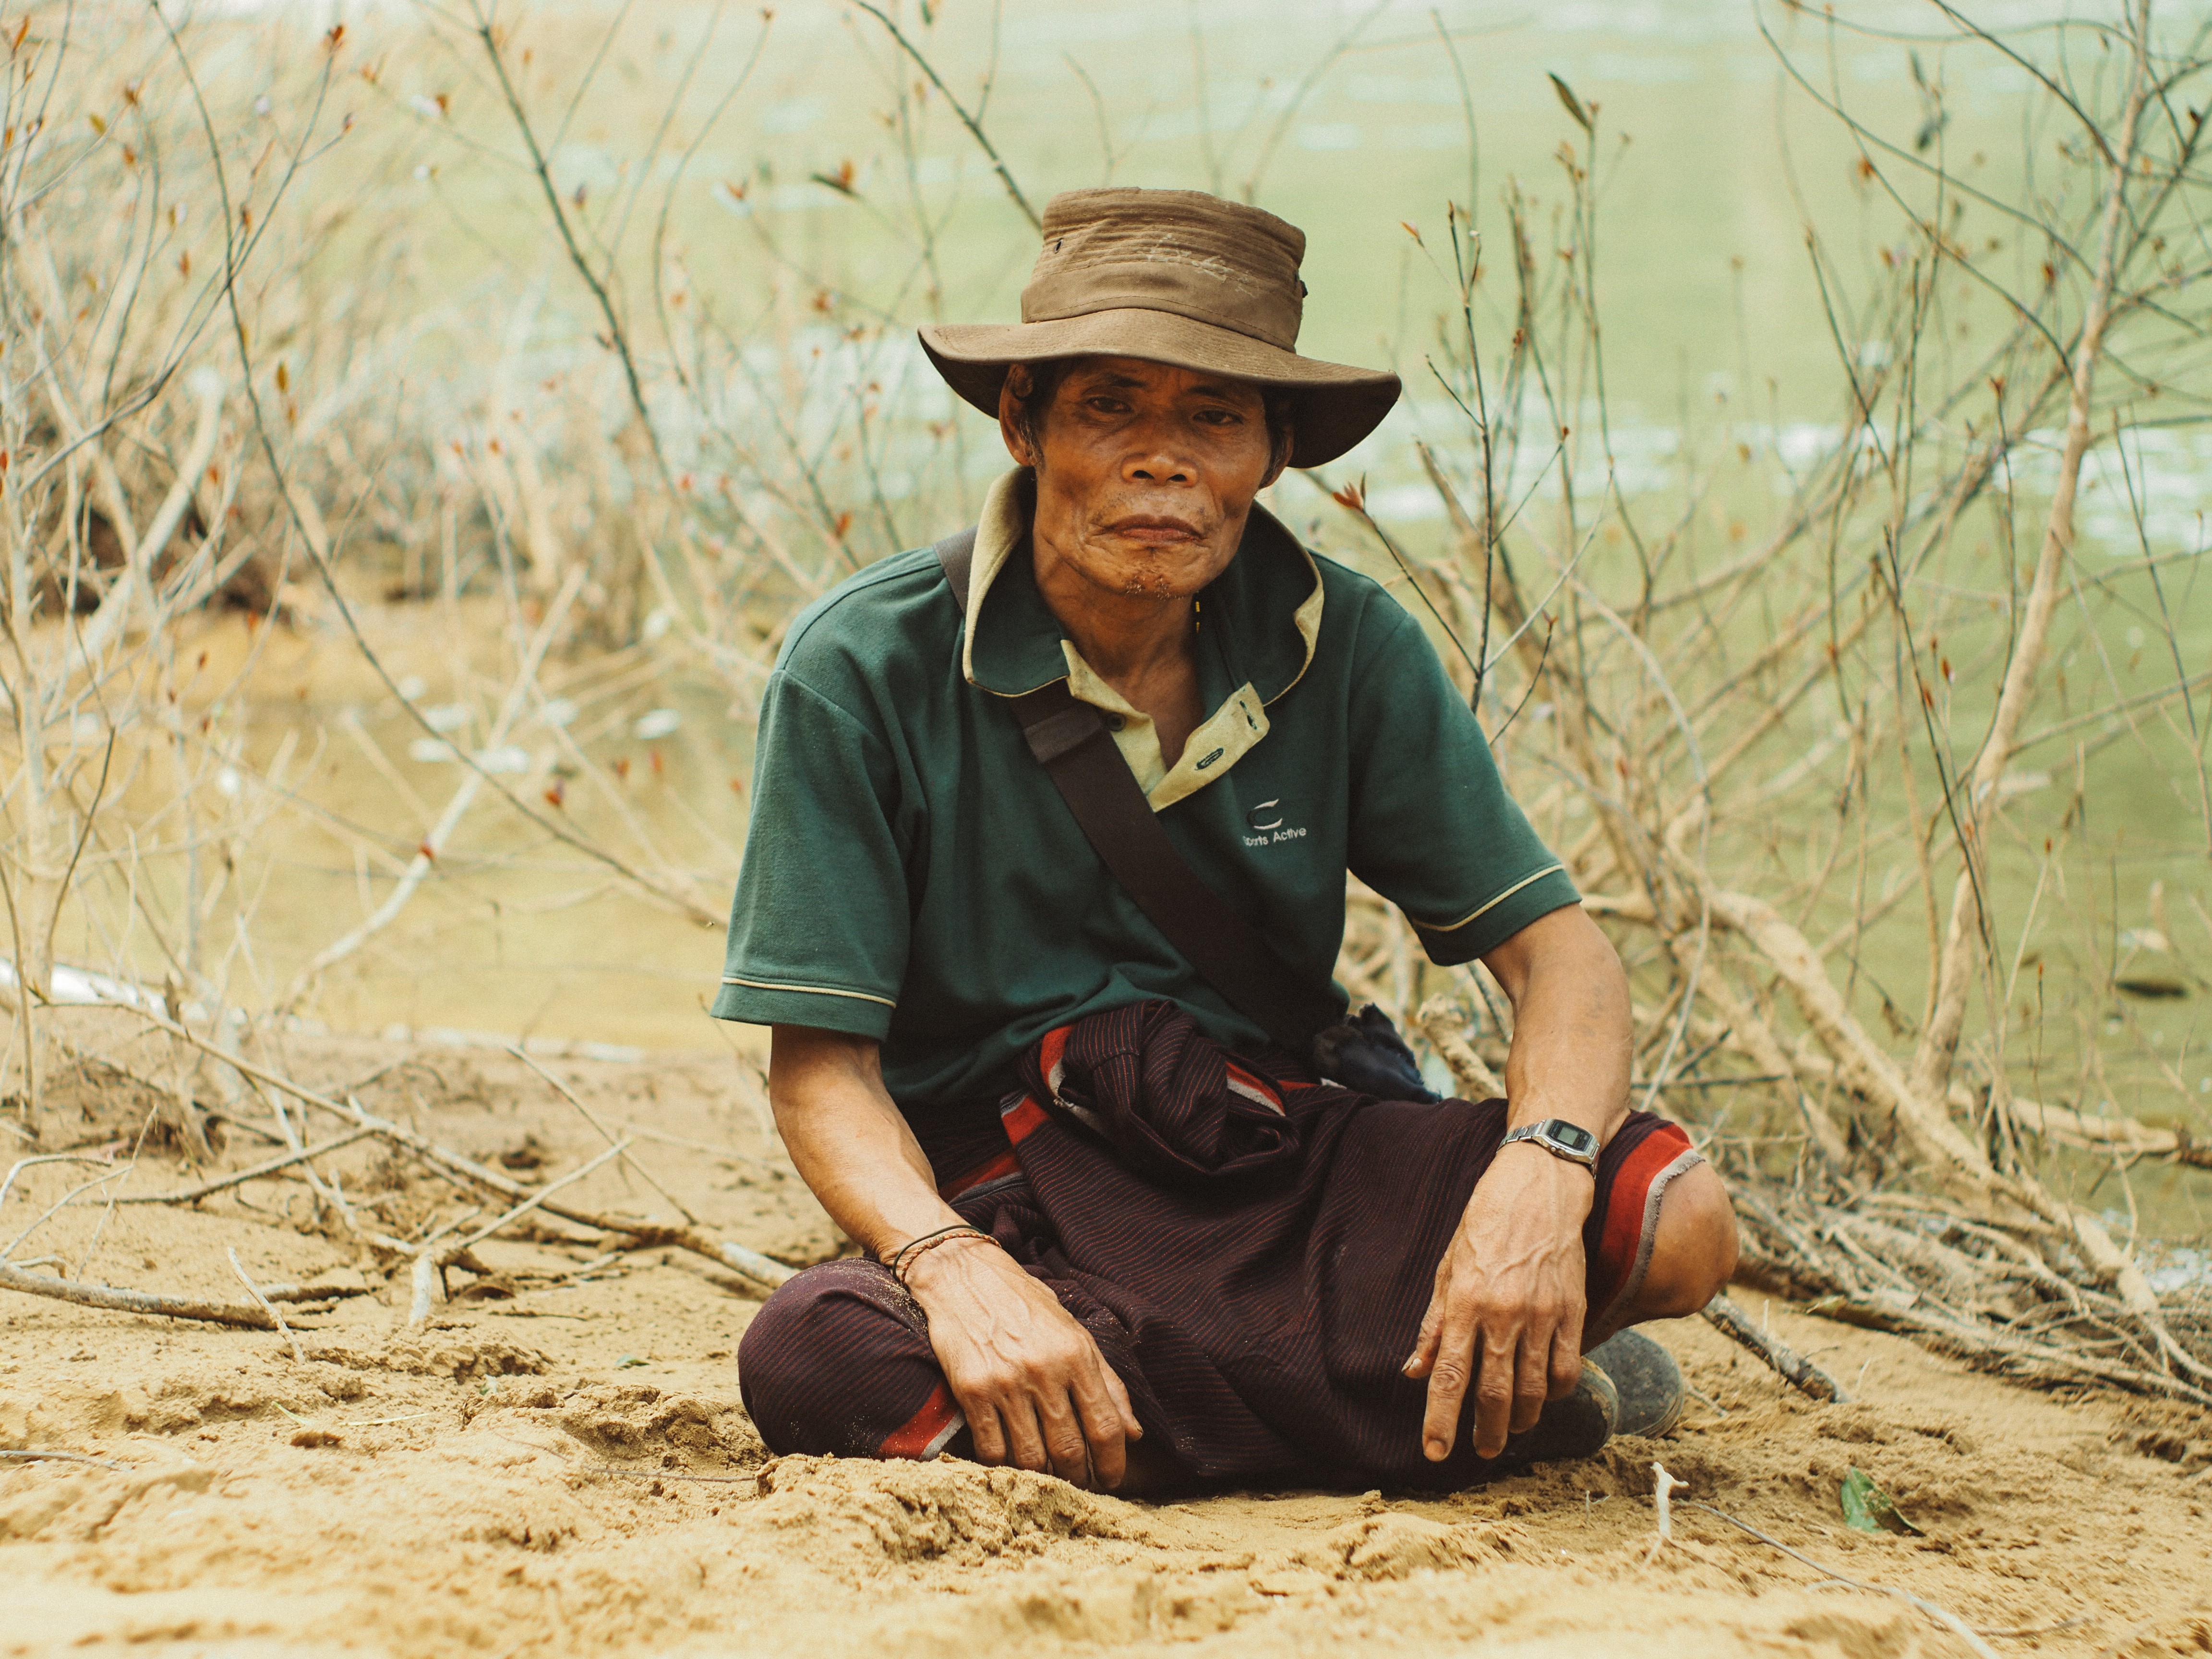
999;356;1287;601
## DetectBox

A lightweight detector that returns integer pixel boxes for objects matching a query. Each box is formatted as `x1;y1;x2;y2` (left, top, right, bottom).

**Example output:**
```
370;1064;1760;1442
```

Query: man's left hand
1402;1142;1593;1460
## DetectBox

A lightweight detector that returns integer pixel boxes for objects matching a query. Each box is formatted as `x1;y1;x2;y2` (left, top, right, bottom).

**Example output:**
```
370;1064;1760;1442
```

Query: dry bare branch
1701;1293;1848;1403
0;1260;276;1329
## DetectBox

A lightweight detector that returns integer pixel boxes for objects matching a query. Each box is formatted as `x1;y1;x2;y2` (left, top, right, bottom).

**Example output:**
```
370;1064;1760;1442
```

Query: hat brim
918;309;1400;470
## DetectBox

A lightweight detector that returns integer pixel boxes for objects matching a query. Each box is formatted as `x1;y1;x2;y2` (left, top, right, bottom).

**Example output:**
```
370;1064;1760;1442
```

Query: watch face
1546;1122;1598;1156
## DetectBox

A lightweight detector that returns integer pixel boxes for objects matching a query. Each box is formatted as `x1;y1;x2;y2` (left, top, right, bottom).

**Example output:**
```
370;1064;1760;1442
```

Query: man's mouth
1109;516;1202;546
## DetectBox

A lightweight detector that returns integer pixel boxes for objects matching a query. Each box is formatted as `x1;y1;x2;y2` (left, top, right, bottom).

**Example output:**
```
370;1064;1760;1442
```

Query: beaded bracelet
884;1224;994;1284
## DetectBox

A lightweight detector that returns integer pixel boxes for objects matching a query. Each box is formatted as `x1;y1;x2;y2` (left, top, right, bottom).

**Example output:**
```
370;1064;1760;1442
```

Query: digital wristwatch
1499;1117;1601;1170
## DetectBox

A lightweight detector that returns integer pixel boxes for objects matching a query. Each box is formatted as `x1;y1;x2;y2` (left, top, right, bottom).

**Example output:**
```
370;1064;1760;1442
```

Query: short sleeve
1345;601;1579;963
710;670;910;1037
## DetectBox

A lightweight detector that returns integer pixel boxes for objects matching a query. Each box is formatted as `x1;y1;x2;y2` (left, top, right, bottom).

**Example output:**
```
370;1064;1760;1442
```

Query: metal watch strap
1501;1118;1600;1169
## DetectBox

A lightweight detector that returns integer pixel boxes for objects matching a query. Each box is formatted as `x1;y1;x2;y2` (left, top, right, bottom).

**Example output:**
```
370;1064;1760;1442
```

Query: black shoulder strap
933;529;1339;1057
935;526;977;613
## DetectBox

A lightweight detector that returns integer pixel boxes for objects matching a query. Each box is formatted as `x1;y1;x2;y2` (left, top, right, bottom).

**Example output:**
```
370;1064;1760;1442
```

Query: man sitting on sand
715;188;1737;1493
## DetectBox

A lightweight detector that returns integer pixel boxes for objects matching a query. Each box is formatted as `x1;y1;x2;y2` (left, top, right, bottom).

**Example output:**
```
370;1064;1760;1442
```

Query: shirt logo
1243;798;1307;847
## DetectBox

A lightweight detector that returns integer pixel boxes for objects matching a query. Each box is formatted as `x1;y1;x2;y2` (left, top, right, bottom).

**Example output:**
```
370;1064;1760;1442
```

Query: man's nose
1123;425;1195;484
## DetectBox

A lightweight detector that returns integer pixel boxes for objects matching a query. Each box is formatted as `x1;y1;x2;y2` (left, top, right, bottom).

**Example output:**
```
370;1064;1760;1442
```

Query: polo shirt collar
960;468;1323;706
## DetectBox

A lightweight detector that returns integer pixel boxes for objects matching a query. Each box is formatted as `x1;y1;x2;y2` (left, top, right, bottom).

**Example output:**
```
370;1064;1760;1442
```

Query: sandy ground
3;1026;2210;1659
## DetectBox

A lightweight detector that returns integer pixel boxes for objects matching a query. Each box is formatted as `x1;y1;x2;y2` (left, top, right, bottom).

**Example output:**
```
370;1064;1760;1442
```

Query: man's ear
997;364;1037;469
1260;426;1294;491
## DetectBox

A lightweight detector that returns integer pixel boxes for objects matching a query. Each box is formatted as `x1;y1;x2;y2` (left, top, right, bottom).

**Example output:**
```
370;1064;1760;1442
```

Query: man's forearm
769;1025;963;1259
1412;906;1635;1457
1484;906;1633;1146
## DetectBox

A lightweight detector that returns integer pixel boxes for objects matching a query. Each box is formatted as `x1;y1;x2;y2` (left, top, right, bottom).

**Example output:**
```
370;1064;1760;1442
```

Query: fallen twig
0;1448;126;1470
1645;1461;1682;1563
128;1006;798;1291
262;1281;375;1304
441;1140;630;1261
408;1252;439;1330
0;1152;120;1213
2;1164;138;1261
112;1127;377;1205
1680;1498;2003;1659
263;1094;361;1236
509;1047;701;1225
405;1141;633;1328
386;1130;795;1288
1701;1292;1849;1402
0;1261;276;1329
227;1248;307;1365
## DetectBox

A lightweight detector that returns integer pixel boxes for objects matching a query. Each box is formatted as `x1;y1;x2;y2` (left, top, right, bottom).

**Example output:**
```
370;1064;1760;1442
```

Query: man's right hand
765;1026;1142;1491
902;1235;1142;1491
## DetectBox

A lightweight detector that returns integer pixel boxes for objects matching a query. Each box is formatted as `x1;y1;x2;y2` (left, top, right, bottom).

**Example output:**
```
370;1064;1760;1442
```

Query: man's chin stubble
1082;537;1212;601
1114;567;1182;600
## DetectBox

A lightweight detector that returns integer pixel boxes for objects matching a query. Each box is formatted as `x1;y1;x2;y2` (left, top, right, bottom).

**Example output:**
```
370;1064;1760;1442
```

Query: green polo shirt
711;469;1577;1116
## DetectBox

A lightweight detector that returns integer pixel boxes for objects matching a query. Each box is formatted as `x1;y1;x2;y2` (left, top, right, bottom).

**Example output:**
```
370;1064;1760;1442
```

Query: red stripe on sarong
879;1380;963;1459
999;1093;1048;1146
938;1147;1020;1201
1037;1025;1071;1091
1224;1061;1283;1112
1589;1120;1696;1316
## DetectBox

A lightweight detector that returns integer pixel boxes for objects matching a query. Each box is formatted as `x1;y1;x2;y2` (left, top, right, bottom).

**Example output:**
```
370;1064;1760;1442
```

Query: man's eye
1195;409;1240;425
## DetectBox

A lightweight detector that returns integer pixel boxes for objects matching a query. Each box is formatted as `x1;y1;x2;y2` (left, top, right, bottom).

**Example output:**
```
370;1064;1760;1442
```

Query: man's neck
1030;530;1198;688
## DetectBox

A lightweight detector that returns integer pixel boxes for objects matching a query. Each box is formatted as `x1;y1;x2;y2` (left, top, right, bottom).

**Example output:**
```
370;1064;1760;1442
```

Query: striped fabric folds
738;1000;1700;1490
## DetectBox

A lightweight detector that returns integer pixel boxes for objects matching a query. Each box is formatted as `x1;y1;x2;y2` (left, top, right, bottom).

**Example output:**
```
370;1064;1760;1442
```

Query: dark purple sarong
739;1001;1701;1489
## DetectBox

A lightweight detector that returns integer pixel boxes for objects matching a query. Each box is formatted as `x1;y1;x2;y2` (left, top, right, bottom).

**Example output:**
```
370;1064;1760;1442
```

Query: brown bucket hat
919;187;1401;469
